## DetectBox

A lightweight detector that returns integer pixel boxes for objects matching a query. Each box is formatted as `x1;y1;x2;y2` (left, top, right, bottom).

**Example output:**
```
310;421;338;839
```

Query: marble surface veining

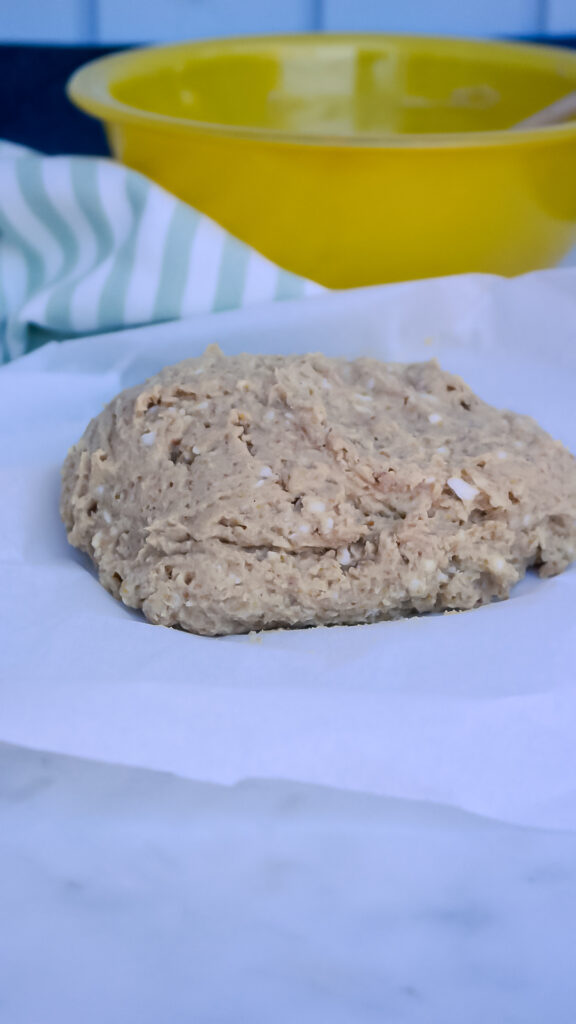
1;742;576;1024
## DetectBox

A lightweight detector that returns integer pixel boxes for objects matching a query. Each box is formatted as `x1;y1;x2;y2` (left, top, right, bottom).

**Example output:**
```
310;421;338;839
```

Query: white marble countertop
1;741;575;1024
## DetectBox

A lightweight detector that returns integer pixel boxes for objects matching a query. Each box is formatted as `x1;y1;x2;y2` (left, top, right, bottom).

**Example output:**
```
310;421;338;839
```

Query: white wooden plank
323;0;540;36
547;0;576;33
98;0;312;44
1;0;85;42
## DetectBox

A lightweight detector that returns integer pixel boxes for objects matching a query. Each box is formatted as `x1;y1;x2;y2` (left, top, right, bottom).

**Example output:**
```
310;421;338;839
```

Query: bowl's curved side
103;116;576;287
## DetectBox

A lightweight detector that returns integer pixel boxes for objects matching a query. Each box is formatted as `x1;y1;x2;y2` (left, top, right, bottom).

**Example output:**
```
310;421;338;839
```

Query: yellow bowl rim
67;32;576;149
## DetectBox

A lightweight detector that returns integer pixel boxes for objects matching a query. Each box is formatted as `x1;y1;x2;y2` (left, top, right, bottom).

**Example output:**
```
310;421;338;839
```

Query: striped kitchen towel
0;141;323;364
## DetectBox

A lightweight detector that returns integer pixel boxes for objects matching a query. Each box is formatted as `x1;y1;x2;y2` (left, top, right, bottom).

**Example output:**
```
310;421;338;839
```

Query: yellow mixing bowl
68;35;576;288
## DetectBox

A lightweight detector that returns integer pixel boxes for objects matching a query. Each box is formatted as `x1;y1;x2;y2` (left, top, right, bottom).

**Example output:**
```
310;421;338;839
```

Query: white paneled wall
324;0;543;36
2;0;576;43
2;0;90;43
548;0;576;32
99;0;315;44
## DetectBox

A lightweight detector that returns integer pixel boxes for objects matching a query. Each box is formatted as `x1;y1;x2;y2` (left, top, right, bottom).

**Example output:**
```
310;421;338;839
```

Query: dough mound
61;346;576;636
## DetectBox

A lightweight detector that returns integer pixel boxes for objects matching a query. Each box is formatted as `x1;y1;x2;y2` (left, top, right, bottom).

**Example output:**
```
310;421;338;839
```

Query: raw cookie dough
61;346;576;636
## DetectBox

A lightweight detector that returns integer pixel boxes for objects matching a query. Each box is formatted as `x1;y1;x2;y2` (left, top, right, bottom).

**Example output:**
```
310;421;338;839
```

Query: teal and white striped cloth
0;141;323;364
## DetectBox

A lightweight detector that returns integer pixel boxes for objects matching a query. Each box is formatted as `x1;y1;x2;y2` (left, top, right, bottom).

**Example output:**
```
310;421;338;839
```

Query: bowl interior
108;37;576;137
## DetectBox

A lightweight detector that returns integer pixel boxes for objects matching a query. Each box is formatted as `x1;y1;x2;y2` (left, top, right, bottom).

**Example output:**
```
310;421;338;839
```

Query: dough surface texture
61;347;576;635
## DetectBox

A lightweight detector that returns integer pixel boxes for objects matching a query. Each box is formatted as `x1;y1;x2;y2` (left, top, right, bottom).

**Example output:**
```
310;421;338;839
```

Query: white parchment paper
2;269;575;831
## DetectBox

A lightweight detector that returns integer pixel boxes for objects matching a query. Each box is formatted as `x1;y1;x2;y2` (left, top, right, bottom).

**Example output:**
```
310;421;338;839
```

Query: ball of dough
61;346;576;635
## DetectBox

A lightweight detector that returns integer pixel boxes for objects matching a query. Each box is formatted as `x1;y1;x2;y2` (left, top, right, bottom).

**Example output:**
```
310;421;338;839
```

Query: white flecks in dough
260;466;274;478
102;510;112;524
523;514;532;527
496;450;508;460
324;517;335;531
95;485;105;495
321;378;331;390
428;412;443;425
264;409;276;421
422;559;436;572
255;479;265;488
447;477;479;502
141;431;156;446
338;547;351;566
425;476;436;484
308;499;326;514
299;523;311;534
196;401;209;410
408;578;425;595
489;556;505;573
192;446;201;455
436;445;448;455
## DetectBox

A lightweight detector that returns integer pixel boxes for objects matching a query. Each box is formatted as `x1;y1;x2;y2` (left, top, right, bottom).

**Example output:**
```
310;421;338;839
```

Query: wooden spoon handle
513;90;576;129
